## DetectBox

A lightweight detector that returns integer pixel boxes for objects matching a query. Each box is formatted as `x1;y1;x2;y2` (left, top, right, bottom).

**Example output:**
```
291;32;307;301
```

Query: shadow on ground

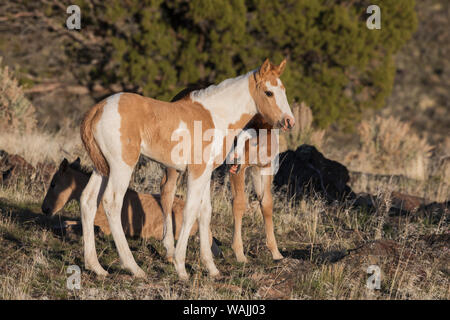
0;198;73;229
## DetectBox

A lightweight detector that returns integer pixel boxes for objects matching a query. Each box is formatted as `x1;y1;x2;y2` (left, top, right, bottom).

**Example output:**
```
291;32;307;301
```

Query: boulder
0;149;55;186
390;191;427;213
273;144;353;201
0;150;34;184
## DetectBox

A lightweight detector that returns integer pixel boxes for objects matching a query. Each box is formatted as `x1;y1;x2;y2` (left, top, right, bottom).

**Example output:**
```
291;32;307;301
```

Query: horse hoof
273;253;284;261
133;268;146;278
175;266;189;281
86;264;108;277
178;272;189;281
96;270;109;277
209;270;222;280
236;256;248;263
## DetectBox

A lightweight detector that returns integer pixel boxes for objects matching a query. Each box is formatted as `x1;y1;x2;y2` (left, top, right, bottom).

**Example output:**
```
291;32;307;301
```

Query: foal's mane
190;70;256;100
171;86;204;102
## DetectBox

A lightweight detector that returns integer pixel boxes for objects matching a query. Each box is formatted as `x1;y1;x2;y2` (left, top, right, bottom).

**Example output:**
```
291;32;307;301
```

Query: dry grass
0;112;448;300
0;168;447;300
345;116;434;180
0;123;87;167
0;56;36;132
282;102;325;152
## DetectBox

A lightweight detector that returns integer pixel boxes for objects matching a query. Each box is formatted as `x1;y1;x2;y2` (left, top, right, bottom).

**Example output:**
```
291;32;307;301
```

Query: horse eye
51;182;55;188
265;91;273;97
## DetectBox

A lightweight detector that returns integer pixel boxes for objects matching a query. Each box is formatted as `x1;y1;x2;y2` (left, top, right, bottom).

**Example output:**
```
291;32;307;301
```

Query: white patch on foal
190;71;257;160
170;120;190;169
190;71;257;128
265;79;294;119
94;93;125;165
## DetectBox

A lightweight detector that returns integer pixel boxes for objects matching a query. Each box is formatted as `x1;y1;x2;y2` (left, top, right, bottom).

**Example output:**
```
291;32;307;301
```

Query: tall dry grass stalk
282;102;325;152
373;185;393;240
346;116;433;180
0;57;36;133
437;156;450;187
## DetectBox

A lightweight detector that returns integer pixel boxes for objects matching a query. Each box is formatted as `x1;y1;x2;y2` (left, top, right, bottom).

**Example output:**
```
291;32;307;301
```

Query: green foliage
79;0;416;128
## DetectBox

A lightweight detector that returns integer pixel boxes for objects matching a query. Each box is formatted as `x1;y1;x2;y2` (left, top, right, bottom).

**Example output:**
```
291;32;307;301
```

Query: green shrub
77;0;417;129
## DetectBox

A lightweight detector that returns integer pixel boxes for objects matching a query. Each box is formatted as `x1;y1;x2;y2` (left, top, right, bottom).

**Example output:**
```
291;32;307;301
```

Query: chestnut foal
80;58;294;279
42;158;216;246
228;115;283;263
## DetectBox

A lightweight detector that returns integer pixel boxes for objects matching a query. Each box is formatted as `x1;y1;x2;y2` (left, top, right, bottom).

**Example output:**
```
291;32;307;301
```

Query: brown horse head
41;158;84;215
251;58;295;130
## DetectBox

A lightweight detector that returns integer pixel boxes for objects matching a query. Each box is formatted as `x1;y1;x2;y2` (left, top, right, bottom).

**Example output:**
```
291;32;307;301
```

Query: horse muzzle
278;115;295;131
41;204;51;216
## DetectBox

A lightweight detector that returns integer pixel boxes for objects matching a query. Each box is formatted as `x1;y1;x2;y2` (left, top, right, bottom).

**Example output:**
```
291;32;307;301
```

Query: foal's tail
80;102;110;176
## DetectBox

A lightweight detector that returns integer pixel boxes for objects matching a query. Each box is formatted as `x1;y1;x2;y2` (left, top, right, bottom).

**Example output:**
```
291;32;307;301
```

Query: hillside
382;0;449;148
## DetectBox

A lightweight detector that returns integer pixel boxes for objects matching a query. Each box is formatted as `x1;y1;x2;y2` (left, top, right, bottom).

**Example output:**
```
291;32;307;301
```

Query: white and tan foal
80;58;294;280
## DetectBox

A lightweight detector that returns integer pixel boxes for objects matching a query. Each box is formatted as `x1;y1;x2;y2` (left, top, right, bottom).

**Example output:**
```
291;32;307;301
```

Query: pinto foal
161;100;283;264
80;58;294;279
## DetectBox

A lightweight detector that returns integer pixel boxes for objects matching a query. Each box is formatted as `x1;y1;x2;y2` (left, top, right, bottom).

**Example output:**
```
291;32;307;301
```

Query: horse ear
259;58;272;77
276;58;287;75
71;157;81;170
60;158;69;172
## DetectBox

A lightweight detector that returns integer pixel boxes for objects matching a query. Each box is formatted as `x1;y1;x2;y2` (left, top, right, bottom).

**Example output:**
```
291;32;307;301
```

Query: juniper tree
77;0;416;129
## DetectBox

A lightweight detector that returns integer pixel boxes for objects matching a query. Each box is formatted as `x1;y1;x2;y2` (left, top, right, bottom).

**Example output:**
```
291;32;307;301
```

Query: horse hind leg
250;167;283;260
80;170;108;276
160;167;179;262
230;166;248;263
102;161;145;278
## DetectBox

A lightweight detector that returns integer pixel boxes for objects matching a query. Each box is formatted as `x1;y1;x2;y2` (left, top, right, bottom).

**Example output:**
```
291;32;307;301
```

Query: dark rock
273;144;353;201
0;150;34;172
353;192;375;208
416;200;449;223
390;191;427;213
0;149;55;186
0;150;34;185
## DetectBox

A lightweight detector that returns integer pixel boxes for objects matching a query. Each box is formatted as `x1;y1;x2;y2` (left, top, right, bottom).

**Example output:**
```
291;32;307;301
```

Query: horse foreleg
198;179;220;277
173;169;211;280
